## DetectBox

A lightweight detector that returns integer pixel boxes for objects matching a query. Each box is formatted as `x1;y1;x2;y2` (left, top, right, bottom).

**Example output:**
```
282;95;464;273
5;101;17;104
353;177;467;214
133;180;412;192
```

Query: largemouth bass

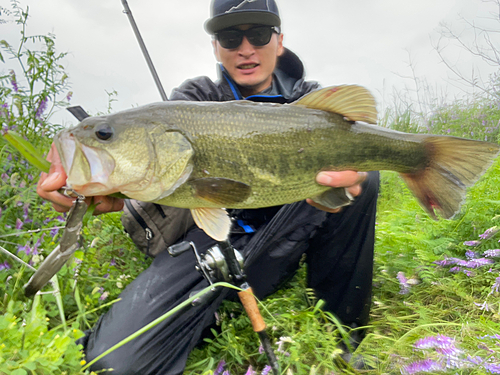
55;85;500;241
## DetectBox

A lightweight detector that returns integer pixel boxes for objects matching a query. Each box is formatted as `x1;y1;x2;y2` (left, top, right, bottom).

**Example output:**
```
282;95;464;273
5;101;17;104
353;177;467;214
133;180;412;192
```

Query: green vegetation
1;2;500;375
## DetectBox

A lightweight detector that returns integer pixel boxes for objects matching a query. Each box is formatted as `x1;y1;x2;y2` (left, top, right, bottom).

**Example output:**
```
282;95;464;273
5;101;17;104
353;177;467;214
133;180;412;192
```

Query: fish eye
95;124;114;141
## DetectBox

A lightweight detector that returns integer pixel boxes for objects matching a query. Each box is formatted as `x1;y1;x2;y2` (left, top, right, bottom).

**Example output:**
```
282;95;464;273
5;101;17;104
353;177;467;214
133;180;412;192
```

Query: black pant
81;172;379;374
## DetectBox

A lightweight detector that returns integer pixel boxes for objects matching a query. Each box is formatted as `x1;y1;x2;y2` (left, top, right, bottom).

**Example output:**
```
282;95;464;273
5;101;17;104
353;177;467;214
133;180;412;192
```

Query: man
37;0;379;373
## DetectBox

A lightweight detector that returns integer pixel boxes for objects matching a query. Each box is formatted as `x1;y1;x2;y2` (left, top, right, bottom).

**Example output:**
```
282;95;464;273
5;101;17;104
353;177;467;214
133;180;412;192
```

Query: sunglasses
216;26;279;49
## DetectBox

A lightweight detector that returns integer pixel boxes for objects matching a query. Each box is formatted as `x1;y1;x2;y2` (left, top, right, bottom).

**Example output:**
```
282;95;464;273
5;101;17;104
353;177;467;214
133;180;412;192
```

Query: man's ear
212;39;221;62
277;33;285;57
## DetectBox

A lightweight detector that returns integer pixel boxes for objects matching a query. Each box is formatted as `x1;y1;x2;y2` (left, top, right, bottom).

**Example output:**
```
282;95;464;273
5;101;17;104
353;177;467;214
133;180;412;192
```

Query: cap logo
225;0;267;13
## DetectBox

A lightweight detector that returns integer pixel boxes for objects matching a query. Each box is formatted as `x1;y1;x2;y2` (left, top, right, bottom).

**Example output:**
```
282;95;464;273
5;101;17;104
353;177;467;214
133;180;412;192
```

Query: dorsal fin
292;85;378;124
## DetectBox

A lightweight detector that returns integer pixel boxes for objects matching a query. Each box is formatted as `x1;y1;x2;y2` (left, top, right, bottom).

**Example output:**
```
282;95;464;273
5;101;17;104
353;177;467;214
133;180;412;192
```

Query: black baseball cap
205;0;281;34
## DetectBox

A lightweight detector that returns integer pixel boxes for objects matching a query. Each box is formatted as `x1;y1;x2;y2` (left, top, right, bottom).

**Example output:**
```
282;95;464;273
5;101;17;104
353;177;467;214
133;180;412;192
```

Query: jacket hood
277;48;304;80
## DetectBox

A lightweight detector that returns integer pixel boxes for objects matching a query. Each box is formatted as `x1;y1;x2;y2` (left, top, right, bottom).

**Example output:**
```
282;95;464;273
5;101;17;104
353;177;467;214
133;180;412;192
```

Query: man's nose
237;36;255;56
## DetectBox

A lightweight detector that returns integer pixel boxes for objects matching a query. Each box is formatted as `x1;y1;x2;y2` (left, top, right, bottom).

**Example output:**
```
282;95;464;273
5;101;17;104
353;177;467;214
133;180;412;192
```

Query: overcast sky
2;0;499;126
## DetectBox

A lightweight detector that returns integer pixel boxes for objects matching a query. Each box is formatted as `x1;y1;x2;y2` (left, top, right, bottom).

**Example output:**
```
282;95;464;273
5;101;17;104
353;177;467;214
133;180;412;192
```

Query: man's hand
36;143;124;214
306;171;367;213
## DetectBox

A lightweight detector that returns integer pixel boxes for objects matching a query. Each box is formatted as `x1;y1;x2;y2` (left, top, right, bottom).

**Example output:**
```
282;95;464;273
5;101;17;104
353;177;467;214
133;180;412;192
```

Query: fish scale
55;85;500;240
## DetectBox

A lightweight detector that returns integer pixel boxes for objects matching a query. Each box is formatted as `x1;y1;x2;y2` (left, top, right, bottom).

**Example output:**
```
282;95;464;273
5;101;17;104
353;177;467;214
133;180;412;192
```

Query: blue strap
220;65;242;100
237;219;255;233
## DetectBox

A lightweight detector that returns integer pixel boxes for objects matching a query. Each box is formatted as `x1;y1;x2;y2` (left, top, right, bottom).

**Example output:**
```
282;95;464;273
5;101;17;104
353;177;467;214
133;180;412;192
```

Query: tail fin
401;136;499;219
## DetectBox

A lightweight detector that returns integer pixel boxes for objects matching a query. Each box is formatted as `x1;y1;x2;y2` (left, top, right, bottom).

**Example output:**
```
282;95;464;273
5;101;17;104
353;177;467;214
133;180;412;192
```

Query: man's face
213;24;284;97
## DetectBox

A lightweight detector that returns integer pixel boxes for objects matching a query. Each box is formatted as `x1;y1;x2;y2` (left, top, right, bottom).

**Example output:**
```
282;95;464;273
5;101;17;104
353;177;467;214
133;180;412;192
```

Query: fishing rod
66;0;169;118
121;0;168;101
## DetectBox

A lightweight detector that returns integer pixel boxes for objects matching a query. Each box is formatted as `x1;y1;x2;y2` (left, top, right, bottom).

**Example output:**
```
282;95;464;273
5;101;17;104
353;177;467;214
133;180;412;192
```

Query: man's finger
93;197;125;215
316;171;367;188
346;184;363;198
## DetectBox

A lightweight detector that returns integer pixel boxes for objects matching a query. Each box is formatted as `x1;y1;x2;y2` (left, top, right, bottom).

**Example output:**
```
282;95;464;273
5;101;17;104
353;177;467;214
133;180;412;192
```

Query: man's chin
235;79;268;96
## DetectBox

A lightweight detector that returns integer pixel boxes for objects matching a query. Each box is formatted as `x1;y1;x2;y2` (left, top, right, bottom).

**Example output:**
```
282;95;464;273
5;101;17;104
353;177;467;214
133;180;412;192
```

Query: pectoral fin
190;178;251;206
191;208;231;241
292;85;378;124
311;187;354;209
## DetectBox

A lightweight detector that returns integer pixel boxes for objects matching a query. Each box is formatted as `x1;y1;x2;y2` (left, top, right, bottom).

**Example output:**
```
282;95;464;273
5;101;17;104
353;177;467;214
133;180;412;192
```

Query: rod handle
237;288;266;332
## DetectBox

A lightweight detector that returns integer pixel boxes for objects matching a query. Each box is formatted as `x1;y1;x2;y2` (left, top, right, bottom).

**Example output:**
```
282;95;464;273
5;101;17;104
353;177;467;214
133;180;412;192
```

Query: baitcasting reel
167;241;244;304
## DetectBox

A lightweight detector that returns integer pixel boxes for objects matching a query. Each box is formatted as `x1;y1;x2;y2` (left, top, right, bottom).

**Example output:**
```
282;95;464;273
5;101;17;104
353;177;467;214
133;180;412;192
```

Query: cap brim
205;11;281;34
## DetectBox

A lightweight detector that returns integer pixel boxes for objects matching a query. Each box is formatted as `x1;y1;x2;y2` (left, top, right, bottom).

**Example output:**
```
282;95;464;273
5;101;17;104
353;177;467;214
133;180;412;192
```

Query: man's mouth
238;63;259;69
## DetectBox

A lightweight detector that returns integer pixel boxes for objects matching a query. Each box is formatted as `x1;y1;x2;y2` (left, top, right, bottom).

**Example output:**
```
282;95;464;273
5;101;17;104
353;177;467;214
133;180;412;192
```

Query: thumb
40;144;67;190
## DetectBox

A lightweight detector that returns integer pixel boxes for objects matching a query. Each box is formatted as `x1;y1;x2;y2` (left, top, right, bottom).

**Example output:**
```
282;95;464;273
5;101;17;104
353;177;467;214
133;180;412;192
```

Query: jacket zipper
124;200;153;255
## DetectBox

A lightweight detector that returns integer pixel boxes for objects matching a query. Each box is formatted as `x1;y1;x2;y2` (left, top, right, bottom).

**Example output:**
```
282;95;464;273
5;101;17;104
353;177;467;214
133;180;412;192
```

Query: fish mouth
55;130;116;196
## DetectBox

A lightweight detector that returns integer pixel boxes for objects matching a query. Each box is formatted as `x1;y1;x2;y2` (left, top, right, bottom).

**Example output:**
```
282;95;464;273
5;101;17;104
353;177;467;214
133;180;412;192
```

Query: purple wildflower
31;234;44;256
449;266;461;273
465;250;477;259
434;257;460;266
110;258;117;266
0;103;9;119
402;359;443;374
467;355;484;365
18;242;31;255
461;258;493;268
397;271;411;294
50;227;60;237
414;335;455;350
222;371;231;375
478;342;495;353
244;366;256;375
474;301;490;311
484;363;500;374
464;240;481;247
99;291;109;301
23;203;29;220
0;262;11;271
436;345;462;356
214;360;225;375
479;226;500;240
261;365;272;375
9;70;18;92
276;336;292;356
490;276;500;294
463;269;475;277
35;97;48;120
15;218;23;230
1;173;8;182
478;334;500;340
484;249;500;258
43;215;65;225
258;344;264;354
66;91;73;102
